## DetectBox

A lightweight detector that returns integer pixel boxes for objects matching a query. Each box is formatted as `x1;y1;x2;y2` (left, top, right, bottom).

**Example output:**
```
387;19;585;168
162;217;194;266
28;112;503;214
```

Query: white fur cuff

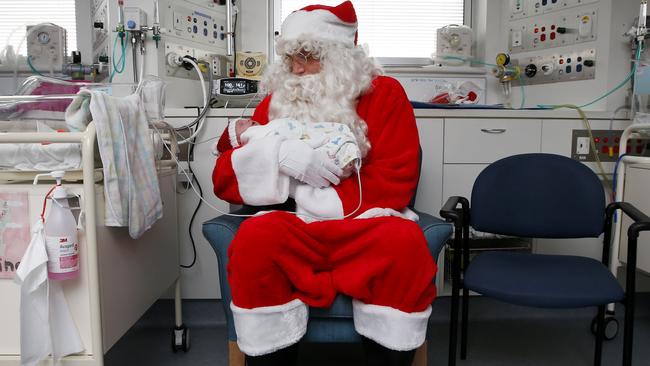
228;119;240;148
231;299;308;356
352;300;432;351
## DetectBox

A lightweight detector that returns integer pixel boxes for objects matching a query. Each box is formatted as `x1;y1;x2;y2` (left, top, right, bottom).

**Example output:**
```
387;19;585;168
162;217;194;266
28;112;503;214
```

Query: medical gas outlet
512;48;596;86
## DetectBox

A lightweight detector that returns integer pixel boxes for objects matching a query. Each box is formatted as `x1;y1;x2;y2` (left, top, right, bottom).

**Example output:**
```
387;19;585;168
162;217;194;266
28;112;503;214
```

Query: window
0;0;77;55
276;0;467;65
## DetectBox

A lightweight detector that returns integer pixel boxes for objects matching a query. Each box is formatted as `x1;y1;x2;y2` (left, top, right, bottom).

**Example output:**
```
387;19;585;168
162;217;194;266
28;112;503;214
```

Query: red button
603;137;609;143
602;146;609;154
559;59;564;64
550;32;556;40
187;16;192;21
542;26;546;32
594;137;600;143
541;34;546;42
551;25;556;30
614;146;620;154
534;28;539;33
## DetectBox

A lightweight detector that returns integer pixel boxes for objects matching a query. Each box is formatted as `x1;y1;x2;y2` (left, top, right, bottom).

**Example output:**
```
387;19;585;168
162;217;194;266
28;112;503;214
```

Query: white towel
66;90;163;238
14;220;84;366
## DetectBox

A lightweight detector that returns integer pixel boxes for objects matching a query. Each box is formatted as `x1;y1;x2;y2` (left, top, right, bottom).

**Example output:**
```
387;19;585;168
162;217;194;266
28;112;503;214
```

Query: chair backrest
408;146;423;209
470;153;605;238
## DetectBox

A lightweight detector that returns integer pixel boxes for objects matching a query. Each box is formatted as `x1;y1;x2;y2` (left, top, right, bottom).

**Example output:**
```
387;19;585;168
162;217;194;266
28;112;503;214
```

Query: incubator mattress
0;143;81;171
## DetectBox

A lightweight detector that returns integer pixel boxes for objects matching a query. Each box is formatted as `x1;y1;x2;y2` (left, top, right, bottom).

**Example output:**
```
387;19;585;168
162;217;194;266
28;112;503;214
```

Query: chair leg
623;293;636;366
594;306;605;366
460;287;469;360
448;281;460;366
411;341;427;366
229;340;246;366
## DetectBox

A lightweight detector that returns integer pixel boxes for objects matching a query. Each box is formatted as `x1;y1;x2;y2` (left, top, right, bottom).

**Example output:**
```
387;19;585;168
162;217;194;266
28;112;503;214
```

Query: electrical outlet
576;137;590;155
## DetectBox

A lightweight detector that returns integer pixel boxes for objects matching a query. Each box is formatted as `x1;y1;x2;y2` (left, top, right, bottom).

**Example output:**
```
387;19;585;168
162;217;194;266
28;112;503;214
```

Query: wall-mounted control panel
512;48;596;85
571;129;650;162
509;0;599;20
508;7;597;53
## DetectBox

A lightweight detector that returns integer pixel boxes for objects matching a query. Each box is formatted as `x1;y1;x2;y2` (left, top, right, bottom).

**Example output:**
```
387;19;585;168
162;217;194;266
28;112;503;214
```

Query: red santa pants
227;211;437;356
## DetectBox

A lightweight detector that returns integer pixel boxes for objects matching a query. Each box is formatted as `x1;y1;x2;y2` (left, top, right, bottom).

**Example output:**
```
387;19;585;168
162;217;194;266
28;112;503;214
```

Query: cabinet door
444;119;542;163
442;164;488;204
415;118;443;216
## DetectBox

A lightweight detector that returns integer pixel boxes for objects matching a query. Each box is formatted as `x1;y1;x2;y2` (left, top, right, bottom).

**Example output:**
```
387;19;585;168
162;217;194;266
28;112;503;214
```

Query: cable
233;4;238;77
175;58;207;144
180;135;202;269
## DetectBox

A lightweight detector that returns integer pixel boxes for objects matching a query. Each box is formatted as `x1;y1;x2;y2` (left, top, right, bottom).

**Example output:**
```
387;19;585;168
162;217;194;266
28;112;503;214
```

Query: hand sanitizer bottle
43;171;79;280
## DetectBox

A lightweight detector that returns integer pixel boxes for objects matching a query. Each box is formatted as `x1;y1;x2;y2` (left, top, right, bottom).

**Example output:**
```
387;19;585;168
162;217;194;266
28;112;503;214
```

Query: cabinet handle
480;128;506;134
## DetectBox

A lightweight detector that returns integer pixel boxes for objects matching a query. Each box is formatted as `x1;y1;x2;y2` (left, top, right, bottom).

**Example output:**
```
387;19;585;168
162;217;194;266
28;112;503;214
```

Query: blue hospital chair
440;153;650;366
202;148;452;366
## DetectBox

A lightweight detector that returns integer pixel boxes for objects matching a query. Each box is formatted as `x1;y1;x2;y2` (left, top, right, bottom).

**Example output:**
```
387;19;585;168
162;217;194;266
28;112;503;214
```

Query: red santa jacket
212;76;420;218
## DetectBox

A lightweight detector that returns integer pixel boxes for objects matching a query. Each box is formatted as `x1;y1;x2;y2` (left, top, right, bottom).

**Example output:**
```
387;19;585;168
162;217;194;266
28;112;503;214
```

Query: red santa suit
212;75;438;356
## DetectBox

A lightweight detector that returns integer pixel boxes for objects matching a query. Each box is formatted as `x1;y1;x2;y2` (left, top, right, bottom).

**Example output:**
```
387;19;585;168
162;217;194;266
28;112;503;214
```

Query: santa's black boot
361;336;416;366
245;343;299;366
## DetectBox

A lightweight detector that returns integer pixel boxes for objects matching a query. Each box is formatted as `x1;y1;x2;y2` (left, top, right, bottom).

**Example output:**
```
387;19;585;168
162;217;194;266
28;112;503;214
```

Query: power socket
576;137;590;155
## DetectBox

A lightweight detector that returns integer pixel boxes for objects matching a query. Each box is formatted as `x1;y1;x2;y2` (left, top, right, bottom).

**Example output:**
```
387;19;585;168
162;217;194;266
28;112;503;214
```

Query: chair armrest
606;201;650;298
440;196;469;224
413;209;453;259
607;202;650;238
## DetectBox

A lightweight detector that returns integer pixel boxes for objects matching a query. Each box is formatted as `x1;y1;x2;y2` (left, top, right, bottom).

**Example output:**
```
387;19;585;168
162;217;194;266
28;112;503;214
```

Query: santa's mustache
281;73;325;103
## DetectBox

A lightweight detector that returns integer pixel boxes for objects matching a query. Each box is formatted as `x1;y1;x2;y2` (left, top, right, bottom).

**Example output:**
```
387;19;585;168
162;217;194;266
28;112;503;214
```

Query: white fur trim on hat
228;119;240;148
231;299;308;356
281;9;357;46
353;299;432;351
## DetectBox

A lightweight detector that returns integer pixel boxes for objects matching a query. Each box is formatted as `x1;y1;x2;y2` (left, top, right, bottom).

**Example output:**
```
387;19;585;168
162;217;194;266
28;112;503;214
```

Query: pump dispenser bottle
38;171;80;280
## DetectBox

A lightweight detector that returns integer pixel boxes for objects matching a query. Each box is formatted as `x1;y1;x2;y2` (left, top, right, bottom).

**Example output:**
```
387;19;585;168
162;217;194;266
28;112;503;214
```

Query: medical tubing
27;56;45;76
175;58;210;145
109;34;127;82
173;62;214;133
610;105;631;130
546;104;612;189
442;55;526;108
538;46;642;110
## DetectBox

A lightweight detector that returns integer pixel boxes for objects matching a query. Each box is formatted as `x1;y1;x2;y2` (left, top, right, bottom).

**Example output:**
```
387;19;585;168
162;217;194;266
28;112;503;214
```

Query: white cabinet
444;119;542;164
442;164;488;202
414;119;444;216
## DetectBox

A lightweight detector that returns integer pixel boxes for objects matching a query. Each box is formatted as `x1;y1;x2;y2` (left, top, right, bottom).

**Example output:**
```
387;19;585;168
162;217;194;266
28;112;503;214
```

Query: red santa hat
280;1;358;47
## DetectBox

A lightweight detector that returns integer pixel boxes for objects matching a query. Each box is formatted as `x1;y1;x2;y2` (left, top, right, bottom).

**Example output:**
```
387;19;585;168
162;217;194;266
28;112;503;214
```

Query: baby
218;117;361;178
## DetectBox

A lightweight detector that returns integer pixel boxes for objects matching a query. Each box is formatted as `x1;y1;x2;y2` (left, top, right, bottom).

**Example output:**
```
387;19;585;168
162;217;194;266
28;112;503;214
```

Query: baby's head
234;118;259;145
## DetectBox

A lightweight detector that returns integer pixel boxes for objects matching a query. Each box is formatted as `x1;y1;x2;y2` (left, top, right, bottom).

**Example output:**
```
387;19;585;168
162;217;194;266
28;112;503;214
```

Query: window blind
0;0;77;55
280;0;465;58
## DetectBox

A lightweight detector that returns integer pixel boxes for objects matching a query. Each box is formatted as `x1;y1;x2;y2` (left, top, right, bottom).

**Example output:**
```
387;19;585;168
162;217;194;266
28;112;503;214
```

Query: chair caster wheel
591;316;619;341
172;325;191;352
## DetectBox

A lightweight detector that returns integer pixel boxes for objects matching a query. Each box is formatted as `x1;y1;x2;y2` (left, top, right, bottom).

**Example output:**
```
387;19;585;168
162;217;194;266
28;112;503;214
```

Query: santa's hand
278;139;343;188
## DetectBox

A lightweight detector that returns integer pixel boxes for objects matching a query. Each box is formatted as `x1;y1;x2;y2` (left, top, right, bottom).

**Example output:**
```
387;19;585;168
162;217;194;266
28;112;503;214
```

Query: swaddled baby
219;117;362;179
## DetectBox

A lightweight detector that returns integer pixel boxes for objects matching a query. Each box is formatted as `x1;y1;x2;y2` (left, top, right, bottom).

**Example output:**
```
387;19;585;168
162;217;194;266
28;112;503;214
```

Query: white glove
278;138;343;188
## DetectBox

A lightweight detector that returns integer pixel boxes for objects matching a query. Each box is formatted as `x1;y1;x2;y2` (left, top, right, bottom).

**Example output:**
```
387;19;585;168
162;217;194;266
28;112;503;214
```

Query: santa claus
212;2;437;365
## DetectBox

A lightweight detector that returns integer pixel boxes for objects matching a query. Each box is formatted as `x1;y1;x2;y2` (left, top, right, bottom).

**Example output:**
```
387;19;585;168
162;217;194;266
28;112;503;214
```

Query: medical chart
0;192;30;279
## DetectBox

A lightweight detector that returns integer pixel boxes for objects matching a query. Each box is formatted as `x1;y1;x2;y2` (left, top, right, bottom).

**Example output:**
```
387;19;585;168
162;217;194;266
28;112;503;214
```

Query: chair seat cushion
464;251;625;308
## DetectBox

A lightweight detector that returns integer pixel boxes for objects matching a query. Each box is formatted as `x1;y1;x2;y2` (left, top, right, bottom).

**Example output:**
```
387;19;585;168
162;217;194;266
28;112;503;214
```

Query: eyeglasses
285;51;320;65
